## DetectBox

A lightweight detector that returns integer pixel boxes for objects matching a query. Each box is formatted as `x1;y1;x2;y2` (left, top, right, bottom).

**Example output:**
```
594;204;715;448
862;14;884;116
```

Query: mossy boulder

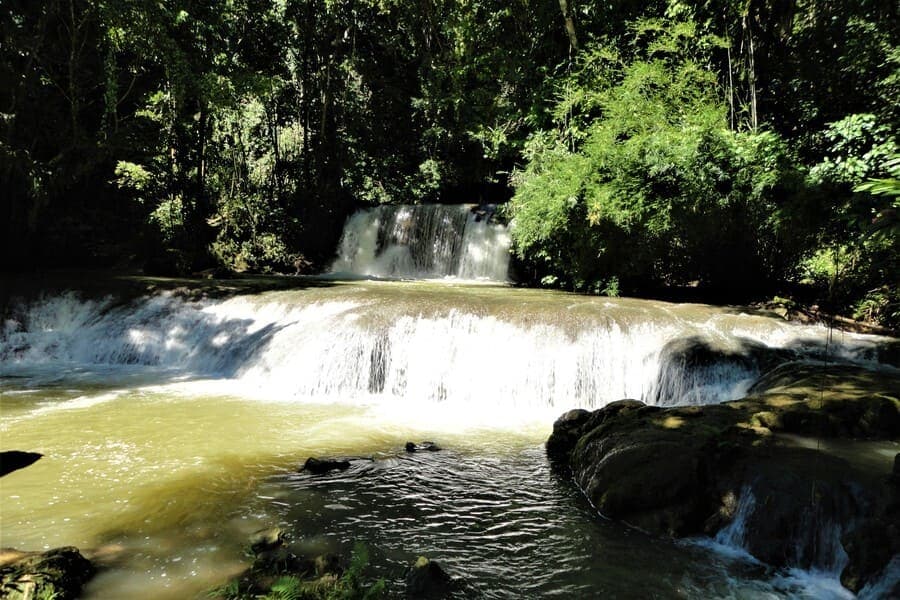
207;531;384;599
0;547;95;600
745;363;900;438
405;556;456;599
549;362;900;593
649;336;795;405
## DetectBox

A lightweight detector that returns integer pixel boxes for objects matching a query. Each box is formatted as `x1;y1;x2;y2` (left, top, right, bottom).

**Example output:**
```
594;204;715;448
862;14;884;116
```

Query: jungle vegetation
1;0;897;324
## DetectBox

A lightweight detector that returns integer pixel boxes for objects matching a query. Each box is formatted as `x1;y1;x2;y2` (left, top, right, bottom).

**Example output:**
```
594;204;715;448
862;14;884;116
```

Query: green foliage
206;578;242;600
324;543;385;600
1;0;897;324
206;542;385;600
802;127;899;326
511;19;802;293
809;115;897;187
149;197;187;246
263;576;305;600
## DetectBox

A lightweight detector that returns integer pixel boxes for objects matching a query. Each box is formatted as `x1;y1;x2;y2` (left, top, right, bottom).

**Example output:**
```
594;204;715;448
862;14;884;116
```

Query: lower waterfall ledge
547;361;900;595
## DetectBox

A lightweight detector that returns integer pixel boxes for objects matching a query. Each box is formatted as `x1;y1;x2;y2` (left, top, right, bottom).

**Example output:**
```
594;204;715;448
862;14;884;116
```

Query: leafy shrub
510;19;803;294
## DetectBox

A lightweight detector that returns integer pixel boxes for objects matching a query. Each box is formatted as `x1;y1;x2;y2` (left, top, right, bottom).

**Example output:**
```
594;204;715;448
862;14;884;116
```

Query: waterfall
713;486;758;551
714;486;850;575
330;204;511;281
1;287;890;415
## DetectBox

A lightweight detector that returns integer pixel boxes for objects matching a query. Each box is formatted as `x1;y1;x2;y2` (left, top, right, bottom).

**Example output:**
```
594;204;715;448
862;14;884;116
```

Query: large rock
650;336;795;405
302;457;351;474
546;401;647;462
0;547;95;600
729;452;864;570
206;531;381;599
405;556;455;599
569;404;720;536
549;362;900;592
0;451;43;477
746;362;900;438
840;459;900;594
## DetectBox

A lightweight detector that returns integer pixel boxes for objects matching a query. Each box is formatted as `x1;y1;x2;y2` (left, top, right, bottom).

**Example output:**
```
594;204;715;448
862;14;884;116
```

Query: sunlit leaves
510;17;803;292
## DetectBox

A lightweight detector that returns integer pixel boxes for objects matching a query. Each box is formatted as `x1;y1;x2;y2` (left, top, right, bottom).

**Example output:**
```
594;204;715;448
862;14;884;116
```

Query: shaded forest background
1;0;898;325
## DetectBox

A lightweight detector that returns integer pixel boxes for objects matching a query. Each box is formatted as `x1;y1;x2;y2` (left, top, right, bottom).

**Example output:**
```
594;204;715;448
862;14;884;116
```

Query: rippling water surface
4;380;863;599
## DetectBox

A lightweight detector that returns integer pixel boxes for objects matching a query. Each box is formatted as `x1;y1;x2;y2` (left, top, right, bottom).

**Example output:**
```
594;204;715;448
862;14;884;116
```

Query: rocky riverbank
547;361;900;595
0;547;95;600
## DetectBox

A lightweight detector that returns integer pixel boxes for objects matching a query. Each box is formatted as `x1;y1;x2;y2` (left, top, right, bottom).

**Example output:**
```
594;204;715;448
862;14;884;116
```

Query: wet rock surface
548;362;900;592
0;451;43;477
0;547;95;600
405;441;441;453
405;556;456;599
302;457;352;474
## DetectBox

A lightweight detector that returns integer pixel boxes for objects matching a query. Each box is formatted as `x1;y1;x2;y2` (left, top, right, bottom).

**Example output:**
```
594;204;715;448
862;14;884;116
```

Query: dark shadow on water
0;290;298;390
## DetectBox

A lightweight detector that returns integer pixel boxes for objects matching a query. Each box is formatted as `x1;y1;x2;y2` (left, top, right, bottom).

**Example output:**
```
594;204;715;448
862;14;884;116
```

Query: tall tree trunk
302;0;313;186
197;106;207;197
727;41;735;130
67;0;81;144
558;0;578;52
744;14;758;130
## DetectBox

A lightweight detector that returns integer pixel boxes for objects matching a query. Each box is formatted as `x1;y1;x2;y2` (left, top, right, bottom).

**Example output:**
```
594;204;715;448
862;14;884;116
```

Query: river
2;276;896;598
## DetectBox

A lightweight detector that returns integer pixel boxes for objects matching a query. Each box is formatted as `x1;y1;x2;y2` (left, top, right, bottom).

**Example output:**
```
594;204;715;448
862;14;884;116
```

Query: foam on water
1;286;892;427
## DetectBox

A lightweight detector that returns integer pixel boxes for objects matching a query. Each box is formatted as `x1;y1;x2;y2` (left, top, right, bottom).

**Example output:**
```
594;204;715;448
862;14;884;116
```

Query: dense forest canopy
1;0;898;324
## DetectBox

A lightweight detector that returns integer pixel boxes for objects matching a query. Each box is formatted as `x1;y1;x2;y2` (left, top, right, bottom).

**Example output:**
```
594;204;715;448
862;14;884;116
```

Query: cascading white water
330;204;511;281
696;487;867;600
714;486;849;574
1;285;891;420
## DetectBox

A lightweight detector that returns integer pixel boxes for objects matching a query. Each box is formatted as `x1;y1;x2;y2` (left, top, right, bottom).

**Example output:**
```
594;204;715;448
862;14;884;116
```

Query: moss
551;360;900;580
0;547;94;600
206;542;384;600
750;411;781;429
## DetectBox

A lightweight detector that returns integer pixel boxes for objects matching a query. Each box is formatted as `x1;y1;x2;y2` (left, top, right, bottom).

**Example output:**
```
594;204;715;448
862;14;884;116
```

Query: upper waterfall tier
330;204;511;281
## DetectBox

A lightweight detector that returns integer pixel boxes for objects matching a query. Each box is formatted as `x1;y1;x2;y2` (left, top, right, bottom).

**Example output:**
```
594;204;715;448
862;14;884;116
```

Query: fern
263;575;305;600
204;578;241;599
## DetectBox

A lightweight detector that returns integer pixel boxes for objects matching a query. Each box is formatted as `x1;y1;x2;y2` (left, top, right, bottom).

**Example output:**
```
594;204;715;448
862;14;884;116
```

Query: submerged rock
249;527;285;554
207;534;380;600
405;441;441;453
302;457;351;474
548;362;900;592
0;546;95;600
